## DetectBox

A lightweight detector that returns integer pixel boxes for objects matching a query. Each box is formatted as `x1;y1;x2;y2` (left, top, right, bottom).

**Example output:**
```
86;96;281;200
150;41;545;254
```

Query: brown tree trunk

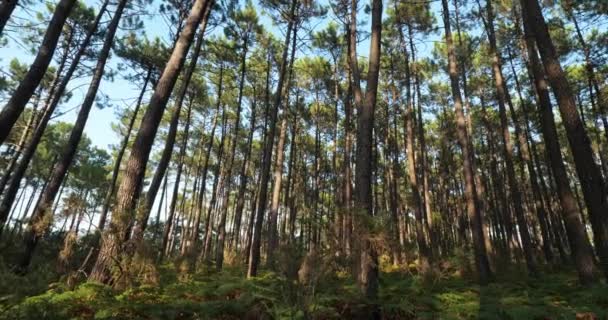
0;0;18;36
441;0;492;284
349;0;382;302
247;0;297;278
201;108;228;261
266;23;297;267
191;89;222;250
14;0;127;273
143;8;211;229
482;0;537;276
520;12;598;285
159;98;194;259
231;96;257;250
522;0;608;280
90;0;213;284
0;0;108;231
99;68;152;232
215;33;251;269
506;47;554;263
0;0;77;144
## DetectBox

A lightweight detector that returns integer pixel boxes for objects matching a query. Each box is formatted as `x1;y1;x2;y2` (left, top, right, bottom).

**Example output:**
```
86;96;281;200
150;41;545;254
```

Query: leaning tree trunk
0;0;77;144
15;0;127;273
99;68;152;232
0;0;108;232
215;32;250;270
0;0;18;36
142;6;211;230
522;0;608;280
483;0;537;276
266;23;297;268
89;0;213;285
520;10;599;285
441;0;492;284
190;94;221;250
159;98;194;260
247;0;297;278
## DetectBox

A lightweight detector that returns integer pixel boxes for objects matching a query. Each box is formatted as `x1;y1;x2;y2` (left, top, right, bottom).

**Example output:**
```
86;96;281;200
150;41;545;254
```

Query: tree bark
520;12;598;285
0;0;77;144
522;0;608;280
247;0;297;278
441;0;492;284
90;0;213;284
99;68;152;232
0;0;18;36
349;0;382;302
15;0;127;273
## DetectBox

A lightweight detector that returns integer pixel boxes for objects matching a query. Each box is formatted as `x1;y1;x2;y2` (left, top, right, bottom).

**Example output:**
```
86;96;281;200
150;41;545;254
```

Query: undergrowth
0;262;606;320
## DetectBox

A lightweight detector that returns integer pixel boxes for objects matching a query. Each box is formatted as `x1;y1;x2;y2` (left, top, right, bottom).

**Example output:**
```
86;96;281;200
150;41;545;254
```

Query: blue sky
0;0;443;152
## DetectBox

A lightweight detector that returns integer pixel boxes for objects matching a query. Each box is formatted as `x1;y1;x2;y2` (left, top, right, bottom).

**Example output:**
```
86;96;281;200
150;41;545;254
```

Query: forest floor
0;254;606;320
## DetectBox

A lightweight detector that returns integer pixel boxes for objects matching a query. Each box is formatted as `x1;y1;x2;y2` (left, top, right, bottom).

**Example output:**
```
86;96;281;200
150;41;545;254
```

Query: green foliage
1;261;606;320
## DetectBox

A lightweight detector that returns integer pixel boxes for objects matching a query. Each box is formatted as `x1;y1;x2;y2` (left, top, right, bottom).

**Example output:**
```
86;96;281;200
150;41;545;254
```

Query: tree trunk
99;68;152;232
215;33;250;269
231;95;257;251
349;0;382;302
520;12;598;285
247;0;297;278
143;7;211;225
0;0;77;144
159;98;194;259
191;91;222;250
266;23;297;267
13;0;126;273
441;0;492;284
0;0;18;36
90;0;213;285
482;0;537;276
201;107;228;261
522;0;608;280
0;0;109;231
506;47;554;263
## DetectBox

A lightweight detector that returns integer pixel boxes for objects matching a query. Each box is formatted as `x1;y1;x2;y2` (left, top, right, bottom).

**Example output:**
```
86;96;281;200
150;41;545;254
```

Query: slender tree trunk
0;0;109;231
267;23;297;267
566;9;608;143
231;97;257;250
0;0;77;144
143;8;211;226
215;34;251;270
201;108;228;261
349;0;382;302
247;0;297;278
159;98;194;259
441;0;492;284
520;13;598;285
522;0;608;279
191;92;221;250
152;172;168;241
14;0;127;273
90;0;213;284
506;47;554;263
0;89;41;196
482;0;537;275
99;68;152;232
